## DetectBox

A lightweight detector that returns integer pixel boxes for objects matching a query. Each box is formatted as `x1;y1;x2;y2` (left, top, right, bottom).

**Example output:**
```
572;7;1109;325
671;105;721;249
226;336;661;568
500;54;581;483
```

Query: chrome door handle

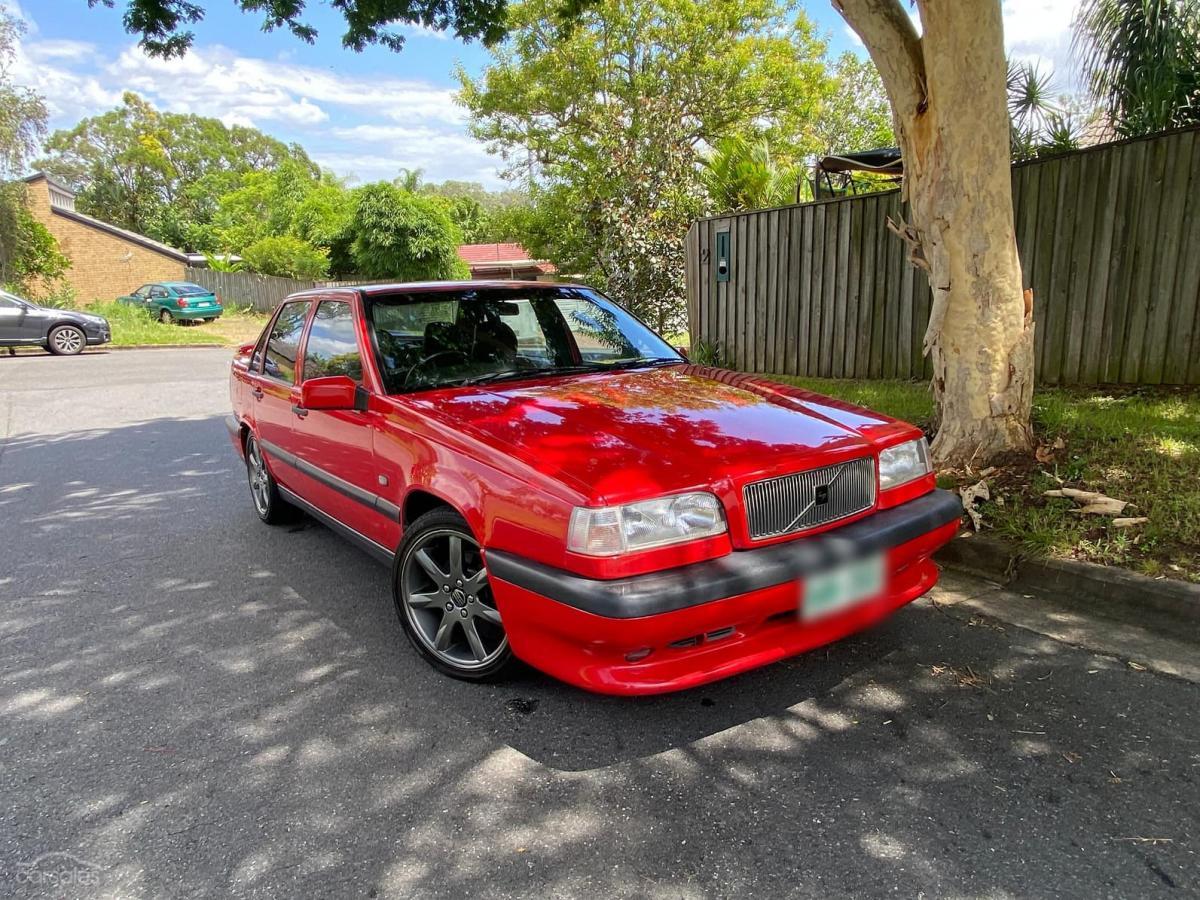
251;386;263;400
291;404;308;418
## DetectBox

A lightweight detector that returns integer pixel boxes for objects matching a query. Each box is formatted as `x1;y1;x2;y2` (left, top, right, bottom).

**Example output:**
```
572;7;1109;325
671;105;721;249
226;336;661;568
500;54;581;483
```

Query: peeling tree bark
833;0;1034;467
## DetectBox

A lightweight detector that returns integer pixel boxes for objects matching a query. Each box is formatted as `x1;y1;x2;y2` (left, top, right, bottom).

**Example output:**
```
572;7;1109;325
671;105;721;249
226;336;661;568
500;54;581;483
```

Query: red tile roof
457;242;556;275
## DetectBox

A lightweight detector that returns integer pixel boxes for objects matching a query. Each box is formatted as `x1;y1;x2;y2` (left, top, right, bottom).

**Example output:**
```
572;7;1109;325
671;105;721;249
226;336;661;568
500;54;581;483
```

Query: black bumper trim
485;489;963;619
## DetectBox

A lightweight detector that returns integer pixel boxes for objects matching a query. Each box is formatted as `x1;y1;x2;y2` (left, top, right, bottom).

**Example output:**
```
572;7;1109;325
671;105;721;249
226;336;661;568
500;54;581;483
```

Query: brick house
22;173;188;302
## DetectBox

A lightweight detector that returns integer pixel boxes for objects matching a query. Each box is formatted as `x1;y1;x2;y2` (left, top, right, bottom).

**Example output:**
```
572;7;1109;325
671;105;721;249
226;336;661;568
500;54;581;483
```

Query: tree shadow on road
0;416;1195;898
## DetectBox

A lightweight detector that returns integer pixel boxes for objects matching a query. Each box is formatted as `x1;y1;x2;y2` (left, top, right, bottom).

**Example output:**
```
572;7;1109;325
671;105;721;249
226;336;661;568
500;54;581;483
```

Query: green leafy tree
420;179;532;242
347;182;469;281
201;252;244;272
291;178;355;249
1006;60;1084;161
87;0;508;57
815;52;895;155
1073;0;1200;136
37;93;317;249
242;235;330;280
460;0;832;330
0;12;68;295
0;13;45;178
700;135;799;213
211;160;330;250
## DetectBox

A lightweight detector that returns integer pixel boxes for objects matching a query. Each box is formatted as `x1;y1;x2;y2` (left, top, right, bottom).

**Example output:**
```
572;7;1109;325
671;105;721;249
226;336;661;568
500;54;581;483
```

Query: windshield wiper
454;358;681;388
602;357;683;371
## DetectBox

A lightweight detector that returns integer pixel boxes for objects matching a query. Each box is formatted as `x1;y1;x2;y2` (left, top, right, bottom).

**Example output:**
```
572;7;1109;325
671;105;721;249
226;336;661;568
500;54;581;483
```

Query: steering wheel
401;350;470;387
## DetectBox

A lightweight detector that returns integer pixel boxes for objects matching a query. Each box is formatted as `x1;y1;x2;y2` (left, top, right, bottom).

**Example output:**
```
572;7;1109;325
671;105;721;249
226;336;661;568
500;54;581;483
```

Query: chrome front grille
742;457;876;540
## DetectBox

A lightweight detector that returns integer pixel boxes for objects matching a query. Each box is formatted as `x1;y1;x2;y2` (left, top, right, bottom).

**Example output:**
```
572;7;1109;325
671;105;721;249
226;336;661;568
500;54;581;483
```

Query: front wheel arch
391;507;514;682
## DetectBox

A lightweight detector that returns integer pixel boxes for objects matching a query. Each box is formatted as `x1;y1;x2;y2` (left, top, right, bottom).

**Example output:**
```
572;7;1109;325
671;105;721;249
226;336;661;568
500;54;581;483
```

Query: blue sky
6;0;1079;190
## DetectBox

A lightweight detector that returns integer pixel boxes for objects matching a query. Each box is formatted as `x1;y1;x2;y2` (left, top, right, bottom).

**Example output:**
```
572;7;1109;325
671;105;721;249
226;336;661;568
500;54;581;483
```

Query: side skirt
278;485;395;567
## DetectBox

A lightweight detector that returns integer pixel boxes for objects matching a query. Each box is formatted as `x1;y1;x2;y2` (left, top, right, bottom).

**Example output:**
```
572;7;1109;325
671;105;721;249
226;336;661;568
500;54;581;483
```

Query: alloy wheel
400;528;506;670
246;438;271;516
51;327;83;354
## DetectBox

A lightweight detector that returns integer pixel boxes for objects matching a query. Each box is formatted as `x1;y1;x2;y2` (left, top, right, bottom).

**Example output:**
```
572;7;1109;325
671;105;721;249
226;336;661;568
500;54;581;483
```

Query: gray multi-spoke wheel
393;509;513;681
159;309;174;325
47;325;85;356
244;432;293;524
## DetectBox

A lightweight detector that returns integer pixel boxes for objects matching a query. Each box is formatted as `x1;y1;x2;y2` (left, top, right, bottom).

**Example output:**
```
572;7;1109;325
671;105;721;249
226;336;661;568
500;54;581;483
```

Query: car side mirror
301;376;368;411
674;346;689;361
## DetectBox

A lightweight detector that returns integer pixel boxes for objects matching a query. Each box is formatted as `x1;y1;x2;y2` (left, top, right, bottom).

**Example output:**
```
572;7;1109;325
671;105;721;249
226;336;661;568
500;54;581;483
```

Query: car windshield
171;284;211;296
366;286;682;394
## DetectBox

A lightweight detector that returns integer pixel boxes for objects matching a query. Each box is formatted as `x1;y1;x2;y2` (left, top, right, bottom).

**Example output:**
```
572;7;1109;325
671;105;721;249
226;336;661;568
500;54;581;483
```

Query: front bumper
486;489;962;695
83;323;111;346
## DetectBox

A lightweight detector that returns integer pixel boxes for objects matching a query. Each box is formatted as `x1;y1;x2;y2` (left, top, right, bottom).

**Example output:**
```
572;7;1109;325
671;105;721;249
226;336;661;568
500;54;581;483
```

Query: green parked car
117;282;224;325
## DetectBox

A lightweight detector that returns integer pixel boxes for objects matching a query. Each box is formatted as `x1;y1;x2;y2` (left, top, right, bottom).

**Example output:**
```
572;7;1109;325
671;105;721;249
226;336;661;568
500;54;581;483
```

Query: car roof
286;280;588;300
161;281;208;289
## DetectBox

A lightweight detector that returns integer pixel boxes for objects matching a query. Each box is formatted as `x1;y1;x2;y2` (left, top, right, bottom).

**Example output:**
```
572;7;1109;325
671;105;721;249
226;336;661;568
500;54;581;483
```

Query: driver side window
303;301;363;382
150;286;168;299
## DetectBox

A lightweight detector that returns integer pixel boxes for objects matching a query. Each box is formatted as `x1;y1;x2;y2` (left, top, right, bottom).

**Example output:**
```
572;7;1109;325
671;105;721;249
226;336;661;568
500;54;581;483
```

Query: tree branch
830;0;926;121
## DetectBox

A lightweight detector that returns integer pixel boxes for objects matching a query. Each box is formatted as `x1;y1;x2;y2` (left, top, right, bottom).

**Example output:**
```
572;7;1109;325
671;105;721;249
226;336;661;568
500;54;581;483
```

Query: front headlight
567;492;727;556
878;438;932;490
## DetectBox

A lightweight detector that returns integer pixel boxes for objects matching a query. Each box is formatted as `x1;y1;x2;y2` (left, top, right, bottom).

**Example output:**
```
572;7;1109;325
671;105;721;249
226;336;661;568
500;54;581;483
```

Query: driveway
1;349;1197;898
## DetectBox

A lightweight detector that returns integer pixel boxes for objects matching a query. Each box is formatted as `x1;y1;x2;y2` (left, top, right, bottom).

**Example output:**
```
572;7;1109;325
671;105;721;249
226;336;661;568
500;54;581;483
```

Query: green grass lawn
62;302;268;349
765;374;1200;583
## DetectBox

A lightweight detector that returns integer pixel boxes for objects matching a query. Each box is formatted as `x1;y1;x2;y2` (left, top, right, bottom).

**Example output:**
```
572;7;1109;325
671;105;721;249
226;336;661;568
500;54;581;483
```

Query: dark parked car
0;290;111;355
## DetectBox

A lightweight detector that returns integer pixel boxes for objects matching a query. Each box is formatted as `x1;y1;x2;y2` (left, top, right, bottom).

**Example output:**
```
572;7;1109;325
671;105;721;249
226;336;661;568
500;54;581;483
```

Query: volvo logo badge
814;484;830;505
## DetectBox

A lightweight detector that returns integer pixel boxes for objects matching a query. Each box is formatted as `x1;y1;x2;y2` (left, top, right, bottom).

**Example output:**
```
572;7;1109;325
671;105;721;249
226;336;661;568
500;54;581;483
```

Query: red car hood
408;365;916;506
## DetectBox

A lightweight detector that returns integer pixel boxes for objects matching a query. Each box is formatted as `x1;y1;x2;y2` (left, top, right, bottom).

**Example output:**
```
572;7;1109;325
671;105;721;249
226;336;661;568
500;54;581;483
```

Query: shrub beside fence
685;126;1200;385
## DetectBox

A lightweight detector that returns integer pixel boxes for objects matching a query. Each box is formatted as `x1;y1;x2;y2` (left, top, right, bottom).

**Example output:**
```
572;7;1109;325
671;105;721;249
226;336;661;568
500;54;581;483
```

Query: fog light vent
624;647;653;662
668;635;701;649
705;626;736;642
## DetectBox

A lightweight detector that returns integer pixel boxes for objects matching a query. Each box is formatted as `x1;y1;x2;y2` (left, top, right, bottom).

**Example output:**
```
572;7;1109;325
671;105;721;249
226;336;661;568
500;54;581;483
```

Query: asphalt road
1;348;1197;899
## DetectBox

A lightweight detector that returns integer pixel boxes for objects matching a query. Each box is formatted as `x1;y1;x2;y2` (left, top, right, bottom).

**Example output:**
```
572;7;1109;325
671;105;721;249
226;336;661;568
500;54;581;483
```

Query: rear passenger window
303;301;363;382
264;301;309;384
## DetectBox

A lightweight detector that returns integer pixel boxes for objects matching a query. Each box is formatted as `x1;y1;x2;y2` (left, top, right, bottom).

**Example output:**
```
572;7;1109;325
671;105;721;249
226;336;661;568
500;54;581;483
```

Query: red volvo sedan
228;282;961;695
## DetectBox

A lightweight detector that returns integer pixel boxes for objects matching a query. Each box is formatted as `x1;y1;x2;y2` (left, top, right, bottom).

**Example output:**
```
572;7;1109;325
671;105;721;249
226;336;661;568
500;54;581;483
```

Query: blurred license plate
801;554;884;621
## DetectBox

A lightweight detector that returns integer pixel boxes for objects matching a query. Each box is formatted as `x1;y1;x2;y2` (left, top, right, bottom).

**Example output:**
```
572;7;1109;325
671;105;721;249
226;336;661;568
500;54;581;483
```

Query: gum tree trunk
834;0;1034;467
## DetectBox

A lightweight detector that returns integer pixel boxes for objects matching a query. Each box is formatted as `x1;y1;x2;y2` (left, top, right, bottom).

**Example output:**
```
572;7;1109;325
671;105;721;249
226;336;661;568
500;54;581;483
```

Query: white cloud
22;38;95;61
1002;0;1080;90
401;23;450;41
5;8;504;188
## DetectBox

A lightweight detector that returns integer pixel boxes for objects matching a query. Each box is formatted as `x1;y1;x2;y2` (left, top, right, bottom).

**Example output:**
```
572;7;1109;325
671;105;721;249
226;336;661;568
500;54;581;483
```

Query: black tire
159;309;174;325
392;508;514;682
244;432;294;525
47;325;85;356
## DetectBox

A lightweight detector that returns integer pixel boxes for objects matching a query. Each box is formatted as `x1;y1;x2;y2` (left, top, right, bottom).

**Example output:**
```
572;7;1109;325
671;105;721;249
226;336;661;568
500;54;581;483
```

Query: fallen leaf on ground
1062;751;1082;764
1128;661;1147;671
